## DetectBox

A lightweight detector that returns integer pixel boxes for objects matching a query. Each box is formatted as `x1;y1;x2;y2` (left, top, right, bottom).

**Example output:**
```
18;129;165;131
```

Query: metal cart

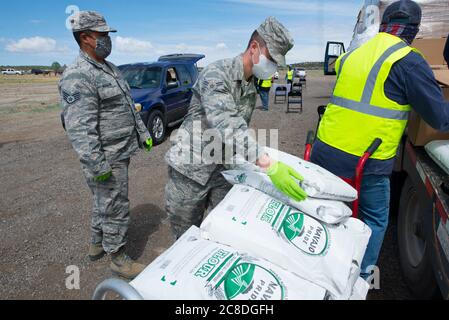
303;105;382;218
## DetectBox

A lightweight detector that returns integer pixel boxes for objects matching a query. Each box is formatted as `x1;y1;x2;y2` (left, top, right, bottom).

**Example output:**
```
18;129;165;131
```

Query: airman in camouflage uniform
165;17;301;238
59;11;152;279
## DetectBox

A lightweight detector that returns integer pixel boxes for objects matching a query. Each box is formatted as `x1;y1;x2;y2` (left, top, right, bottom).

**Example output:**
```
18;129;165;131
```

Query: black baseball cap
382;0;422;25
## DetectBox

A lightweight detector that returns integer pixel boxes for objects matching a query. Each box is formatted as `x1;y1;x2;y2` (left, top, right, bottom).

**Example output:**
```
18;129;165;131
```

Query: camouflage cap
70;11;117;33
257;17;294;67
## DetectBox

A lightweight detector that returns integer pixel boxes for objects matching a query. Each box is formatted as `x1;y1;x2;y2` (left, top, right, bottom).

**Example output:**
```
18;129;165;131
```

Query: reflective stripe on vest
331;41;409;120
329;96;409;120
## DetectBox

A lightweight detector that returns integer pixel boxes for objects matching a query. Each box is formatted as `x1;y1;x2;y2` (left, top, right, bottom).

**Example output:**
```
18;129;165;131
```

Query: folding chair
287;82;303;113
274;85;287;104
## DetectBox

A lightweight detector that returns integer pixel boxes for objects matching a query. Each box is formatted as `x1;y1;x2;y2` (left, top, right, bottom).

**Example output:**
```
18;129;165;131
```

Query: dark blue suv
119;54;205;145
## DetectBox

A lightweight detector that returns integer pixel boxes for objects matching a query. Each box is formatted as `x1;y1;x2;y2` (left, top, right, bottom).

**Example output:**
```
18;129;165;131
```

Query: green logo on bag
282;212;329;256
235;173;247;184
223;263;284;300
283;213;305;239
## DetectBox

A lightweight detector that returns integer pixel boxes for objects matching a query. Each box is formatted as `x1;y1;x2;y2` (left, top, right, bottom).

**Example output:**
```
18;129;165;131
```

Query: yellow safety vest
318;32;419;160
287;70;293;81
259;78;272;89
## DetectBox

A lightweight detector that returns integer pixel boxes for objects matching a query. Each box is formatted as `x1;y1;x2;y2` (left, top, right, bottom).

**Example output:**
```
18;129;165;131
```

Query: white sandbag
222;169;352;225
130;226;329;300
200;185;371;297
339;217;372;265
264;147;358;202
349;277;370;300
425;140;449;175
331;265;361;300
328;217;372;300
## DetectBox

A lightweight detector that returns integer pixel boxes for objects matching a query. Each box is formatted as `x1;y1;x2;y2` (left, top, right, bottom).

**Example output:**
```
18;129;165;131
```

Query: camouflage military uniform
59;50;151;253
165;17;295;238
165;54;261;237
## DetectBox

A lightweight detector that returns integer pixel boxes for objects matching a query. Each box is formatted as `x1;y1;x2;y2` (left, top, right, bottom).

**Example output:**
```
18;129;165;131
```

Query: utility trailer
395;137;449;299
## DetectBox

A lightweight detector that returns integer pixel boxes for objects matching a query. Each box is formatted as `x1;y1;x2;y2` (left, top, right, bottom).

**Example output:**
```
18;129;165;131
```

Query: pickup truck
1;68;23;75
394;136;449;299
119;54;205;145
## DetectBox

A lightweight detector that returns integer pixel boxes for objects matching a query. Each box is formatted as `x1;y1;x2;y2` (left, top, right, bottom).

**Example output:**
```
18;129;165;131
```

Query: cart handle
306;130;315;145
352;138;383;219
366;138;383;156
317;105;327;117
304;131;315;161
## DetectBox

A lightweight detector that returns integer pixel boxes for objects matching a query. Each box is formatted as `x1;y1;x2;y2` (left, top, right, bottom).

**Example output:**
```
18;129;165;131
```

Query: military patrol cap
256;17;294;67
70;11;117;33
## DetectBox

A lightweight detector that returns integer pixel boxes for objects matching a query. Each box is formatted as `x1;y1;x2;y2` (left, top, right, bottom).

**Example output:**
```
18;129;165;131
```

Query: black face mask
92;35;112;59
379;23;420;45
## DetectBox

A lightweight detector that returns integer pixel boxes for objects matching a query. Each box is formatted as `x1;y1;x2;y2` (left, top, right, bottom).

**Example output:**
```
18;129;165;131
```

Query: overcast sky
0;0;363;67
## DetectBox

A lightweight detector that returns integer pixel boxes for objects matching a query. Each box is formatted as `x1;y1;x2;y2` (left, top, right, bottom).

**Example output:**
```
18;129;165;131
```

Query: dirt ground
0;73;413;300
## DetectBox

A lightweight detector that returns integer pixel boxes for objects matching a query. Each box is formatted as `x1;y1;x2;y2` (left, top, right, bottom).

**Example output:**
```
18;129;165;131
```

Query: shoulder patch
62;90;81;104
201;79;224;94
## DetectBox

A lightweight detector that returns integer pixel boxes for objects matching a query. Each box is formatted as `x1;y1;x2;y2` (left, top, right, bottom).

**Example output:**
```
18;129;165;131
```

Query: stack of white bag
201;185;372;300
217;148;371;299
130;148;371;300
222;147;357;225
130;226;330;300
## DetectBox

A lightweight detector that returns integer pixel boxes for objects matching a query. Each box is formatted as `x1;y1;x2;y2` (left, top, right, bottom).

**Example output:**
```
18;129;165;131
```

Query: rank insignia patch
62;91;81;104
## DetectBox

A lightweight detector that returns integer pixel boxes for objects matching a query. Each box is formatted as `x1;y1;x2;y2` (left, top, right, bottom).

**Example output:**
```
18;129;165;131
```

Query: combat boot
110;248;145;280
88;243;106;262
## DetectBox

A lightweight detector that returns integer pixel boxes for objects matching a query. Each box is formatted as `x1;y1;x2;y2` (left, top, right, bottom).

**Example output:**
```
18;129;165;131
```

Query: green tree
51;62;61;72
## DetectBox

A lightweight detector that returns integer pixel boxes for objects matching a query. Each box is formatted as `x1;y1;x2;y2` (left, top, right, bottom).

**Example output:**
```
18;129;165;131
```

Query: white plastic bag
264;147;358;202
349;277;370;300
130;226;329;300
222;170;352;225
349;0;449;52
200;185;371;297
319;214;371;299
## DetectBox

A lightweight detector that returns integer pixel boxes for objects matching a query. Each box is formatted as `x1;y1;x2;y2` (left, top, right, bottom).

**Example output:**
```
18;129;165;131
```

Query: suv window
176;65;193;87
120;66;162;89
166;67;178;85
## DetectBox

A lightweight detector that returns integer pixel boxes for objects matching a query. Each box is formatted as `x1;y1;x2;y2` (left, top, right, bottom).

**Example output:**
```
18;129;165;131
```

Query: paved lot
0;74;414;299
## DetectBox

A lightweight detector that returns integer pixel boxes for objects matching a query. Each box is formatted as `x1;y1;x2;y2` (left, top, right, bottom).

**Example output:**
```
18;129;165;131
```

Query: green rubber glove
266;161;308;202
144;137;153;152
95;171;112;182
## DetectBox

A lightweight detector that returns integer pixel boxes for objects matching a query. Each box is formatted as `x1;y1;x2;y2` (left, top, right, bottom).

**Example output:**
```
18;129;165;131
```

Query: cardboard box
408;76;449;146
434;69;449;87
407;38;449;147
412;38;448;66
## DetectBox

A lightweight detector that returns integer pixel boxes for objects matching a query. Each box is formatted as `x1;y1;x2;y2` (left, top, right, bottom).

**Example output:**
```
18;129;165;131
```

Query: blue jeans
359;175;391;279
259;90;270;110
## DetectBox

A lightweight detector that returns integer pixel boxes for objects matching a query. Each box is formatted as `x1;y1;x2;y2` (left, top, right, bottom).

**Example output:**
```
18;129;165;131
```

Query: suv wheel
147;110;166;145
